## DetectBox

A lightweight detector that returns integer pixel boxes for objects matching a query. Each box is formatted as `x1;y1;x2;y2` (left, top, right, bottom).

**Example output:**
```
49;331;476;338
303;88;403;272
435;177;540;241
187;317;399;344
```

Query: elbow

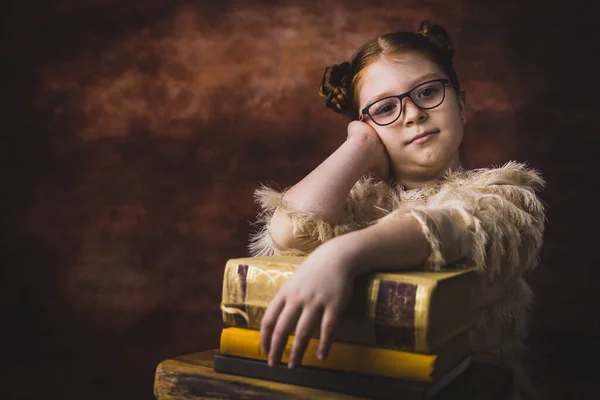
408;207;475;269
267;207;322;254
267;207;297;249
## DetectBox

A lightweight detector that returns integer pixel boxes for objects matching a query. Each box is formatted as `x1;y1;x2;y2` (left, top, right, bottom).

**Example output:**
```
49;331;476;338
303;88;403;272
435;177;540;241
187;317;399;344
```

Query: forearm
332;212;432;277
282;135;378;224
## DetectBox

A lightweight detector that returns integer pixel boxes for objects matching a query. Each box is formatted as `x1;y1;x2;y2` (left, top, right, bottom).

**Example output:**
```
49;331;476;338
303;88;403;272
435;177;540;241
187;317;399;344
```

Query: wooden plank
154;350;364;400
154;350;512;400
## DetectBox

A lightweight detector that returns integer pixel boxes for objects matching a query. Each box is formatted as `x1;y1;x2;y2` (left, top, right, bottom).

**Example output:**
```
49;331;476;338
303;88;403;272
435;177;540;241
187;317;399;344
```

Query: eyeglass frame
359;78;457;126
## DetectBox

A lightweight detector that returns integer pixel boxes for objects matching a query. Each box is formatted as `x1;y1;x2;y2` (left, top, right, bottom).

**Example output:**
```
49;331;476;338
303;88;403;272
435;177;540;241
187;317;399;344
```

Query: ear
458;89;467;125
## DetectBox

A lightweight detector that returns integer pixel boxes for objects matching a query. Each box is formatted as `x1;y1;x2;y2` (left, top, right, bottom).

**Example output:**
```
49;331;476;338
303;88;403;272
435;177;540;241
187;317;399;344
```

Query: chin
409;159;454;180
416;145;458;168
414;153;445;169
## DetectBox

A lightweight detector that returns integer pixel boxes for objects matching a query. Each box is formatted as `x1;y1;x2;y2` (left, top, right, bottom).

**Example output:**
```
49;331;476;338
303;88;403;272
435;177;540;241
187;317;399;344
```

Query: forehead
358;55;446;108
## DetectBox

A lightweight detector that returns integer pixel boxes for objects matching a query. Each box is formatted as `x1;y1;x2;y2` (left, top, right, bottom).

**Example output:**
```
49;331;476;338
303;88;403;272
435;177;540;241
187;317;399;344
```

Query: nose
402;97;427;126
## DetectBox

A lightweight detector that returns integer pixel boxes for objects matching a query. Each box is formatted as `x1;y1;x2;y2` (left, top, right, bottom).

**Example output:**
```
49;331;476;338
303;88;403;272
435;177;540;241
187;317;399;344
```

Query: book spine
221;261;430;352
220;327;436;383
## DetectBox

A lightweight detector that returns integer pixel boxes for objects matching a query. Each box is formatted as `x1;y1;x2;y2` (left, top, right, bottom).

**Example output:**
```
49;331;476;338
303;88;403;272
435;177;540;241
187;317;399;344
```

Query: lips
407;129;440;144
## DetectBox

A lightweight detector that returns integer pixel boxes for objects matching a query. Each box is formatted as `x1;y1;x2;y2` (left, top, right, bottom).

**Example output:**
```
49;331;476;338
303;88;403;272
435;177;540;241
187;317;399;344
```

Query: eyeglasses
359;79;455;126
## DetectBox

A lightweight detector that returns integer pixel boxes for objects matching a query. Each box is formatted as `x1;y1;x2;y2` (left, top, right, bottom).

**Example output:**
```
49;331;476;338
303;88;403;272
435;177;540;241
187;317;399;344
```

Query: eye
416;84;441;98
373;102;398;115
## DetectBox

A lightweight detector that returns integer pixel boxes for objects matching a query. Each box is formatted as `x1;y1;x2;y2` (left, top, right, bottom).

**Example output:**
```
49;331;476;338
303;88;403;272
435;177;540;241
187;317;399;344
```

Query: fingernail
318;351;326;360
288;361;295;369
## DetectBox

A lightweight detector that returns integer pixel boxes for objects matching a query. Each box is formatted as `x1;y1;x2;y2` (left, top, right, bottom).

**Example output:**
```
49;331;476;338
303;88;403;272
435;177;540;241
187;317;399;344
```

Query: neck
395;156;462;190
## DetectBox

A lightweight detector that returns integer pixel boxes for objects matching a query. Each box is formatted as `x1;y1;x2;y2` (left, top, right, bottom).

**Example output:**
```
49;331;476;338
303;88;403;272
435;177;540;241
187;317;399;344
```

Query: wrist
345;133;384;173
321;233;366;279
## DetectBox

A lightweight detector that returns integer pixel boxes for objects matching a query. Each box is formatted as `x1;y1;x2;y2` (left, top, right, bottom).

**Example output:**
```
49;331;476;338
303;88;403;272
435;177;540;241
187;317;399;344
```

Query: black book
213;353;472;400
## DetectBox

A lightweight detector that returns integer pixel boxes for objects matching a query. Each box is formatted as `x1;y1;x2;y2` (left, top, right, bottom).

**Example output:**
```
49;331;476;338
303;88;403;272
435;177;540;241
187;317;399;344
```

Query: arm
261;163;546;369
281;130;380;224
260;213;431;370
341;162;547;276
266;133;374;251
331;211;432;276
403;164;546;275
252;122;391;255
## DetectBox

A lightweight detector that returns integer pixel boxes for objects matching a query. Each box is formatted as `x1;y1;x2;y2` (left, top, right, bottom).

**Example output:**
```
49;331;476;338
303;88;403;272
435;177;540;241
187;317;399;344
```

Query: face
357;54;466;185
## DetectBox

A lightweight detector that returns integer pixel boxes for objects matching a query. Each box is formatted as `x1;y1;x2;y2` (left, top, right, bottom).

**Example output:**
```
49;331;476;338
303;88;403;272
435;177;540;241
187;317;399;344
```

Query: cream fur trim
407;209;447;271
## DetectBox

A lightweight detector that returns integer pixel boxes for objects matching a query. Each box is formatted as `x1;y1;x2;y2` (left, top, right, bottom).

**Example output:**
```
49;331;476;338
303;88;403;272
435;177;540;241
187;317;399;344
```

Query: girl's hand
347;120;391;182
260;240;354;369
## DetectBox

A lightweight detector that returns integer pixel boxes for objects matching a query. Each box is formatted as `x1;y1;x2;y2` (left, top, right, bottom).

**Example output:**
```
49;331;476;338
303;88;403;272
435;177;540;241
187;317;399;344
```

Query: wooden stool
154;350;512;400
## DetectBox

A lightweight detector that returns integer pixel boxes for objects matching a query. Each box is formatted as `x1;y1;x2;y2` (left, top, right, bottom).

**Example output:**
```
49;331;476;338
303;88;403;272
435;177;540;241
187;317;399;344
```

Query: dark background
2;0;599;399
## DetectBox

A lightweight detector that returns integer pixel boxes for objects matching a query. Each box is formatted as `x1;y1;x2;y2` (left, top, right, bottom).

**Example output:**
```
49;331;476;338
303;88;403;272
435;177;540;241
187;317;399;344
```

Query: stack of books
215;256;476;399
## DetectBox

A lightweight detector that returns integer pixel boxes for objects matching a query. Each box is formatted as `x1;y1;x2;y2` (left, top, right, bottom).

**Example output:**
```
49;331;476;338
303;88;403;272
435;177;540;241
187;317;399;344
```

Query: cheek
446;100;464;124
375;129;403;151
438;106;464;134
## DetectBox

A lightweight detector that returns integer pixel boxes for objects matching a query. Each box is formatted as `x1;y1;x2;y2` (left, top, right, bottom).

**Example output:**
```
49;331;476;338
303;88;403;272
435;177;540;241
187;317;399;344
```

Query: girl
249;21;545;399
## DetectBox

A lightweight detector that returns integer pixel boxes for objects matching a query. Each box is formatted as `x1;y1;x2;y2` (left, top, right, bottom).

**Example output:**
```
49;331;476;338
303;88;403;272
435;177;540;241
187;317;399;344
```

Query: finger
260;296;285;356
317;306;341;360
288;306;323;369
268;302;303;368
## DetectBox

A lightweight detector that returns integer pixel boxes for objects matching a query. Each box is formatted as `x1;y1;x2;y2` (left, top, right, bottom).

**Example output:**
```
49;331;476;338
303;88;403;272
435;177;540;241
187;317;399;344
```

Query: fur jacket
248;161;546;398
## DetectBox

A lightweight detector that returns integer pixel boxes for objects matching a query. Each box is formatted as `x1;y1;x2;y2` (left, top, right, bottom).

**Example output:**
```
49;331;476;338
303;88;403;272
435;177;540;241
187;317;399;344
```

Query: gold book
221;256;476;353
220;327;471;383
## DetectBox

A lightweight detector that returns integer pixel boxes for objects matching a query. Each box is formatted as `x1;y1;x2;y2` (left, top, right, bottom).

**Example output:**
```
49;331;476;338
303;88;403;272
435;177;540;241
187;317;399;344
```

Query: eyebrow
364;72;443;107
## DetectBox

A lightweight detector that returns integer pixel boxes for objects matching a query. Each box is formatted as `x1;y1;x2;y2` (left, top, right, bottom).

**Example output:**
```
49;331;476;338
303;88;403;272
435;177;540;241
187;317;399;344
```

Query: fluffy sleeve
248;176;393;257
379;161;546;276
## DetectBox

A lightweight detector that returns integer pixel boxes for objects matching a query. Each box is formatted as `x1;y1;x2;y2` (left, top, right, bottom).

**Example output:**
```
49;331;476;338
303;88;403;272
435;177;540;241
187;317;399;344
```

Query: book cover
221;256;476;353
219;327;471;383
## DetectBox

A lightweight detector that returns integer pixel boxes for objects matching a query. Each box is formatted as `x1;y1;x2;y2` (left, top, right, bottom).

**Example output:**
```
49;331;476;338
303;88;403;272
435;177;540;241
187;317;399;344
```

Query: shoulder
439;161;546;218
446;161;546;192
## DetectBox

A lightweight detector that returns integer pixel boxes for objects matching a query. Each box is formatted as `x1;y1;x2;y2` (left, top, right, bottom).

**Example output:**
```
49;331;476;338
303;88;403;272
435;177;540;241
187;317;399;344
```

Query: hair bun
417;20;454;59
319;61;352;116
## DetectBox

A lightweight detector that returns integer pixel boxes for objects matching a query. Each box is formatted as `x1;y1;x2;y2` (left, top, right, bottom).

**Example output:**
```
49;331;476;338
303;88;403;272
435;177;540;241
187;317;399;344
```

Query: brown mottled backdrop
2;0;599;399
